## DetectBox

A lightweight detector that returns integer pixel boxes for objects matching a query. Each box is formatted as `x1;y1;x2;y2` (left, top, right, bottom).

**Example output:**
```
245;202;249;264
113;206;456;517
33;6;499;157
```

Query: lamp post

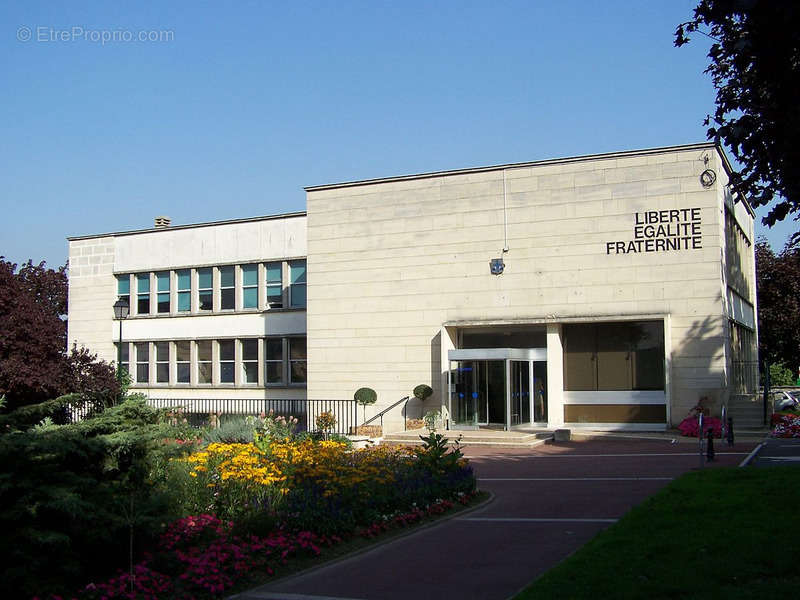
113;297;130;382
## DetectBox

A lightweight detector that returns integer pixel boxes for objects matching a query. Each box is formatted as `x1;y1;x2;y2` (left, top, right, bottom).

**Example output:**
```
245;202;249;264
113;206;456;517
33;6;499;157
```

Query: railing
147;398;358;436
731;360;759;395
363;396;410;431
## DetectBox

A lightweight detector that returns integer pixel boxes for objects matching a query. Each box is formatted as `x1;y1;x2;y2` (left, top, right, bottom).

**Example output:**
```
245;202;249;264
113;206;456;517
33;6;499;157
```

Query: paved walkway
233;438;756;600
749;437;800;467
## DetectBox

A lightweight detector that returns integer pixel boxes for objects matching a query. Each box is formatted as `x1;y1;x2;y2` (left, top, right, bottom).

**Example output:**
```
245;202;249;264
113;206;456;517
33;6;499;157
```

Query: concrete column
505;359;512;431
439;325;457;427
546;323;565;427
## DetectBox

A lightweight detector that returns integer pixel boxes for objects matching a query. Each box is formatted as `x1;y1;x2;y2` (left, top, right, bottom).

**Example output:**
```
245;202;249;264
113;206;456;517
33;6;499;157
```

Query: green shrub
413;384;433;401
0;398;187;599
423;409;442;431
203;416;256;444
766;362;796;387
354;387;377;423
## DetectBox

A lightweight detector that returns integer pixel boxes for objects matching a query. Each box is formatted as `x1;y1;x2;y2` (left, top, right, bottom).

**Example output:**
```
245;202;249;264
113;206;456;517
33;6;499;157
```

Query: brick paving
233;438;756;600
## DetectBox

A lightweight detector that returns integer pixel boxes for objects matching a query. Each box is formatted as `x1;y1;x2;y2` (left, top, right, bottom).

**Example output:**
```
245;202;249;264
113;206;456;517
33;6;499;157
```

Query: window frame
136;273;151;315
218;339;235;384
241;338;259;384
264;337;284;385
197;268;213;312
175;340;191;384
135;342;150;384
241;264;259;310
196;340;213;384
154;341;170;383
265;261;283;308
176;269;191;313
288;337;307;385
288;260;306;308
219;266;235;311
156;271;170;314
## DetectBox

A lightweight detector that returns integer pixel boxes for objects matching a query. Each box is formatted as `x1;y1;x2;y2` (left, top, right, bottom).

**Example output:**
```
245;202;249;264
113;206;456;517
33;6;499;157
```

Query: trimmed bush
413;384;433;401
354;387;377;423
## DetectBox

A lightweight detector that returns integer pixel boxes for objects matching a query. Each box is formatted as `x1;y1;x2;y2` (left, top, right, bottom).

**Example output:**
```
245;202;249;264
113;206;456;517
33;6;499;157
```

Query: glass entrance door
510;361;530;425
450;358;547;428
450;360;505;427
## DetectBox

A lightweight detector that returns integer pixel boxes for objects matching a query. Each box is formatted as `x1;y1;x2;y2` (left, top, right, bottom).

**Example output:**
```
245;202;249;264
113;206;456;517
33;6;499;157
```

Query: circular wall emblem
700;169;717;187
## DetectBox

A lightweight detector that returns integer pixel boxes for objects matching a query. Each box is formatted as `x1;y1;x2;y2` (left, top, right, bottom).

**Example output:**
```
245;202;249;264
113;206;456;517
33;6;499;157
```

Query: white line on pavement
479;477;673;481
466;452;748;458
458;517;618;523
238;592;367;600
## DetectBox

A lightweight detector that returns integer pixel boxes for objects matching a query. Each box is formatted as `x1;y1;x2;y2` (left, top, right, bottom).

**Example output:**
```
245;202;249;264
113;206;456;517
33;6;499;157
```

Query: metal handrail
363;396;410;430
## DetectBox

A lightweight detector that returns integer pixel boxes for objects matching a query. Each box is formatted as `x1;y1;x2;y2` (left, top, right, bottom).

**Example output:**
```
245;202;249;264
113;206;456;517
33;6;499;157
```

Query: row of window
116;260;306;317
117;337;306;387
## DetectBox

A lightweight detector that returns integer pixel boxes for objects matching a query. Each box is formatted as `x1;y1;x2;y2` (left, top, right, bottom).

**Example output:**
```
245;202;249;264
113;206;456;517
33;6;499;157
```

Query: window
176;341;191;383
242;339;259;384
117;275;130;307
135;342;149;383
289;260;306;308
177;270;191;312
156;272;170;314
564;321;664;391
265;338;283;384
198;268;213;311
197;341;212;384
241;264;259;309
116;342;129;376
289;337;307;384
155;341;169;383
220;266;235;310
136;274;150;314
266;262;282;308
219;340;235;383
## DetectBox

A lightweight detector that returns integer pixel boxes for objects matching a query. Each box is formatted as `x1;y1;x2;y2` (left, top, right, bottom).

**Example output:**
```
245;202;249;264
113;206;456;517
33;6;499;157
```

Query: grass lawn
515;466;800;600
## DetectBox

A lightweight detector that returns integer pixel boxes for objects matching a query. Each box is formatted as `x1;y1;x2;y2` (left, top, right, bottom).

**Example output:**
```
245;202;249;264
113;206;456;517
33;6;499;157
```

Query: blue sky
1;1;795;268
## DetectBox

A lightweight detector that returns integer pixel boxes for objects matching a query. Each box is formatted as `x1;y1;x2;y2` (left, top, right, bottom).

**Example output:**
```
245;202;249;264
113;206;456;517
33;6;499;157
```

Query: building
67;142;759;432
67;213;310;418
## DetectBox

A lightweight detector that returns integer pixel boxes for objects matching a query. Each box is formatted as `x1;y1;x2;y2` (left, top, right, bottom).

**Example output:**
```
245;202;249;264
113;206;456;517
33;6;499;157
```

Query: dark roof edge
67;210;307;242
304;142;722;192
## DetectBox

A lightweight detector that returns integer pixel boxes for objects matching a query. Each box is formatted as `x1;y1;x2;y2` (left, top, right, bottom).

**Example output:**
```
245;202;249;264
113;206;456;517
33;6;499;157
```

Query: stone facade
305;143;757;430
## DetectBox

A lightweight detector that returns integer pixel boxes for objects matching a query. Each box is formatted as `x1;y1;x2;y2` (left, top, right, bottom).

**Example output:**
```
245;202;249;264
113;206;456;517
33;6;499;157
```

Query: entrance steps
727;394;768;429
382;427;554;447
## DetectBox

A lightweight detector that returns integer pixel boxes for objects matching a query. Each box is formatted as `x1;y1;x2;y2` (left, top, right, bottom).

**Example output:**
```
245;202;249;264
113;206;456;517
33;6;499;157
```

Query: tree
675;1;800;240
0;258;120;413
354;387;377;424
755;240;800;371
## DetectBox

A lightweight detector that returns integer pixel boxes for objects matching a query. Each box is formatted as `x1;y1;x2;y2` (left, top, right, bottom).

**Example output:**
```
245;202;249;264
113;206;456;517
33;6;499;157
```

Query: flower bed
45;429;477;599
677;415;722;438
771;413;800;438
62;494;479;599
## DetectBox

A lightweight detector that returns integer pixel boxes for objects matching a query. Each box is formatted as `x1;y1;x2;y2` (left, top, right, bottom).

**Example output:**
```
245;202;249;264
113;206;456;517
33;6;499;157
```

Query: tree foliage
676;1;800;238
0;258;120;412
755;240;800;369
0;398;185;599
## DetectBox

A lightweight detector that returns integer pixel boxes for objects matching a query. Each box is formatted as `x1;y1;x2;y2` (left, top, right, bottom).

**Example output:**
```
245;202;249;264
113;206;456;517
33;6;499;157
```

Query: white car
773;390;800;412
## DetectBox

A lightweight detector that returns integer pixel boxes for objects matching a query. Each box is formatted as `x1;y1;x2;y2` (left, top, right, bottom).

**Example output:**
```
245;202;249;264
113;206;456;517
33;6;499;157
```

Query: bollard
698;413;705;469
726;416;734;447
706;427;715;462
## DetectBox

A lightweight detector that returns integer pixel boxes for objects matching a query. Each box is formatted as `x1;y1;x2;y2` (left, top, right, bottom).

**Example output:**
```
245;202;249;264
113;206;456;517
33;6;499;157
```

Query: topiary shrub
354;387;377;424
413;384;433;401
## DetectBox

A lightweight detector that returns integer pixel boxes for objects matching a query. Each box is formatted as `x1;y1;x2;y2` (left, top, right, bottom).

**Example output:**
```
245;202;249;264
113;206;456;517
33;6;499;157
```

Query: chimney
154;216;171;228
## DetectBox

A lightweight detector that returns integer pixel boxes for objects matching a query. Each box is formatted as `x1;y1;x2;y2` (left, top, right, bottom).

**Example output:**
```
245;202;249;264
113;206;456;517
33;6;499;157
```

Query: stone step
382;428;554;447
